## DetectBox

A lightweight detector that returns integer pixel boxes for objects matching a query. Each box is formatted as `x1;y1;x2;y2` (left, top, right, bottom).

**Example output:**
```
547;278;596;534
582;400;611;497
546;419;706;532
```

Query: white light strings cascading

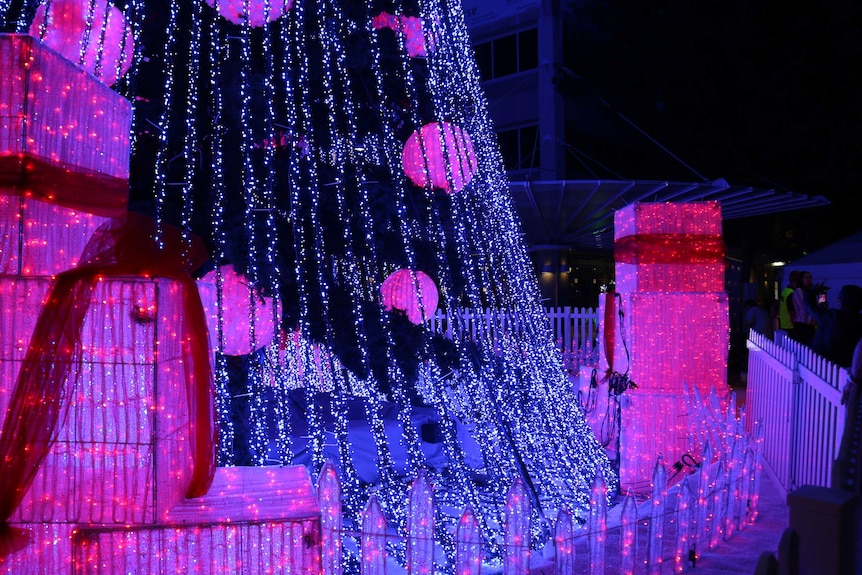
0;0;617;567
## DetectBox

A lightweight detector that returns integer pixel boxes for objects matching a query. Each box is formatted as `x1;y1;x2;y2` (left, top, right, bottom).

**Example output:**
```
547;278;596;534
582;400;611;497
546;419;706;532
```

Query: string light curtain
0;0;616;566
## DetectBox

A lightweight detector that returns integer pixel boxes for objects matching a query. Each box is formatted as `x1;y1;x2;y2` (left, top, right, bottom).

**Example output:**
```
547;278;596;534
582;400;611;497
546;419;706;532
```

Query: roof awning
507;178;831;252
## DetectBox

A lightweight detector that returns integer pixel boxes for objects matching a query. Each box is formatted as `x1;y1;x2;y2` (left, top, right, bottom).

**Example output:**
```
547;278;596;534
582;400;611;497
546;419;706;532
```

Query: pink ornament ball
197;265;282;356
380;269;439;325
29;0;134;86
402;122;477;193
204;0;295;27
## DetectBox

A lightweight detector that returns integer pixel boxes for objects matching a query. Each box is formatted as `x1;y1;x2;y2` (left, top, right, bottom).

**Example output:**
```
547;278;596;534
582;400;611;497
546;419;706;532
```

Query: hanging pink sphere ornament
196;265;282;356
204;0;295;27
380;269;439;325
402;122;478;193
28;0;134;86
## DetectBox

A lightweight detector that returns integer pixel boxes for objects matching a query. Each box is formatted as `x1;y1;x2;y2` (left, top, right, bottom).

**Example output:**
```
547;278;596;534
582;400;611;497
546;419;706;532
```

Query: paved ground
685;470;788;575
521;470;790;575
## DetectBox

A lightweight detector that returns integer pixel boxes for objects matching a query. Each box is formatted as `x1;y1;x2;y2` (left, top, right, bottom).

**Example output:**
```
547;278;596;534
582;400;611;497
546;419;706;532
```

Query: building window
497;125;540;171
473;28;538;81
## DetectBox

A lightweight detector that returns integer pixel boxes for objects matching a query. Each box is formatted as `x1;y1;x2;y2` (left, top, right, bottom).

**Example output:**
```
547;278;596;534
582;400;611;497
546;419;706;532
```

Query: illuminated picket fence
746;330;847;492
316;415;763;574
429;307;599;372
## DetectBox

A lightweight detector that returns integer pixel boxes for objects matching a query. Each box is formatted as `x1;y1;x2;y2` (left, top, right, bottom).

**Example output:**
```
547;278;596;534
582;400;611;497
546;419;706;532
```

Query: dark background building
462;0;860;312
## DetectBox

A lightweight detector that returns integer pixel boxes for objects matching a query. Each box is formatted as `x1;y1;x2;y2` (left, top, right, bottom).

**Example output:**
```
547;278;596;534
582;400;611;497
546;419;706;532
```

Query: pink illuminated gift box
0;34;130;275
599;202;729;489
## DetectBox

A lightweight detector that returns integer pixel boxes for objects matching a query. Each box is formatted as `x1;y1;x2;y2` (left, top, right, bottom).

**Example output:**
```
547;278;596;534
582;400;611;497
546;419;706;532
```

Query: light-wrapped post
738;447;753;532
647;456;667;575
708;459;725;551
361;496;386;575
504;478;530;575
694;442;712;559
407;470;434;574
713;458;729;548
318;461;342;575
620;490;637;575
589;467;607;575
749;421;765;523
456;506;481;575
674;478;692;574
725;438;744;540
554;508;575;575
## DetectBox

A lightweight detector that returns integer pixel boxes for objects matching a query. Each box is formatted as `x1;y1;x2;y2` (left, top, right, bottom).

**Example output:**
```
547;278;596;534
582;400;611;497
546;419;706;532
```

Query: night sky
563;0;861;262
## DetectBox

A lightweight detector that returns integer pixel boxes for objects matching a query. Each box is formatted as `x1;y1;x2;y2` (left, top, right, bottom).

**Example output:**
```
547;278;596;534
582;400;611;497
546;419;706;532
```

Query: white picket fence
745;329;848;492
429;307;600;373
313;391;763;574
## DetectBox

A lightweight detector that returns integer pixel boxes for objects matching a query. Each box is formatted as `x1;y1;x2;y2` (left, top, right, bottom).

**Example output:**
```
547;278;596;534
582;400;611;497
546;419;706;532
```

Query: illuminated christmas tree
2;0;616;566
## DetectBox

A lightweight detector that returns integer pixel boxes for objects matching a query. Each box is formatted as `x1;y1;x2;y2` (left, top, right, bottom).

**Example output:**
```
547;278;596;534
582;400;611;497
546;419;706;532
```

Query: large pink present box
614;201;725;293
0;34;129;275
603;201;729;488
0;277;197;525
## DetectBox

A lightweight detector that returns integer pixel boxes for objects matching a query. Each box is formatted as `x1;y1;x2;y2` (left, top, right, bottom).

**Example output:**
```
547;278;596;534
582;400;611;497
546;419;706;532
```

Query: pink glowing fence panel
361;497;387;575
456;506;481;575
407;470;434;574
647;457;667;575
694;442;713;557
619;491;637;575
554;508;575;575
588;469;607;575
674;478;693;574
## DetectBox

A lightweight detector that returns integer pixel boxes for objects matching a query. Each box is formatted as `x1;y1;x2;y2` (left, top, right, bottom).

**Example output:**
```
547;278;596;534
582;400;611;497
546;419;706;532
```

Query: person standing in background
777;270;799;337
791;270;816;345
807;284;862;367
745;299;774;340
